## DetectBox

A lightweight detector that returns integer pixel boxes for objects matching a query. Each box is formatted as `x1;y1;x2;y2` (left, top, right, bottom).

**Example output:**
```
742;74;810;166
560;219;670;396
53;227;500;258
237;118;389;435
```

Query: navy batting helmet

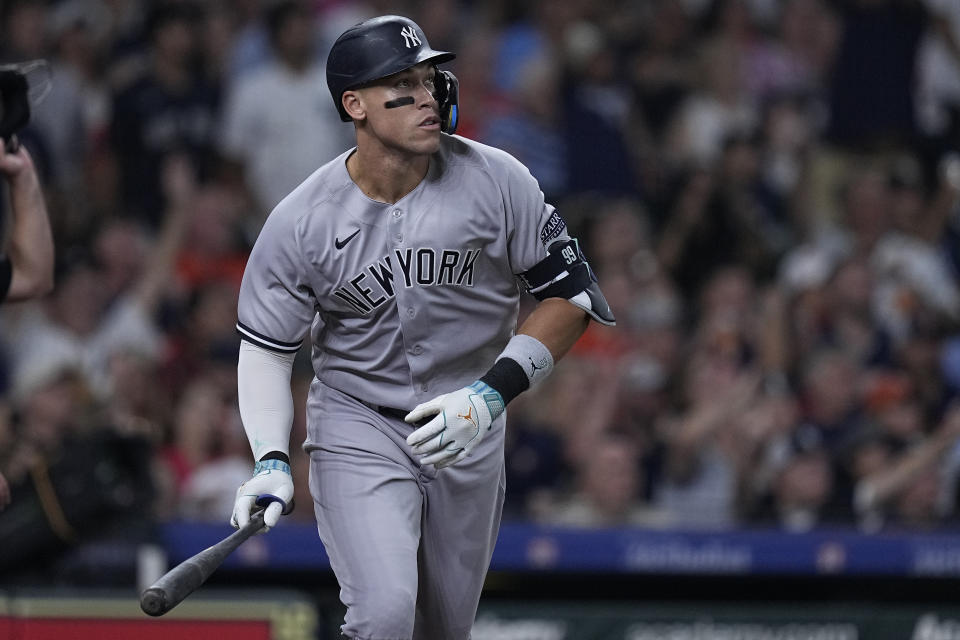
326;15;455;123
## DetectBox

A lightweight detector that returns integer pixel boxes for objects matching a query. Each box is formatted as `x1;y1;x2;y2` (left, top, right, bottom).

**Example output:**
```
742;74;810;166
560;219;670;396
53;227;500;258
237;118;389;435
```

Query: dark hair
146;2;202;39
265;0;308;46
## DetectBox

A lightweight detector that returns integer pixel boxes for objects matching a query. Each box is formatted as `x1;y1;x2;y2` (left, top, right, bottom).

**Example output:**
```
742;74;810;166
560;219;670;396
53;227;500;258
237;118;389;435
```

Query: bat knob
140;587;169;617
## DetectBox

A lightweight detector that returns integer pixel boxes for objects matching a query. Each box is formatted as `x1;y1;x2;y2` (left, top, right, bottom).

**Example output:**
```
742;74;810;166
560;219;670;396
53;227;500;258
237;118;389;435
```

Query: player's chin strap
434;69;459;134
518;238;616;326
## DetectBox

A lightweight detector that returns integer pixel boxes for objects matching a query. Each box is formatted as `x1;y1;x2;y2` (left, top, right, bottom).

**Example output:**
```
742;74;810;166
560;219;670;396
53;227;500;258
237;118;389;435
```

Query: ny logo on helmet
400;26;421;48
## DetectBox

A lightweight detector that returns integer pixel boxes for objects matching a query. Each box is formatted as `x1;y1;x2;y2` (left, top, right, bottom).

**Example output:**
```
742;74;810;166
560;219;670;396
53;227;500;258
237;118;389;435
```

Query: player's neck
347;147;430;204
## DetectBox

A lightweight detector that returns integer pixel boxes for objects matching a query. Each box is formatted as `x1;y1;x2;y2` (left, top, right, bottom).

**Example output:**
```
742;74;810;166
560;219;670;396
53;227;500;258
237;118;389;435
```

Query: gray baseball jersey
236;133;570;410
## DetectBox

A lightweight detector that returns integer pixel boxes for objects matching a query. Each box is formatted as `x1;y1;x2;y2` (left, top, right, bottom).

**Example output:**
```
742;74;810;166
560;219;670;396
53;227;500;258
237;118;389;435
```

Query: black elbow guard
518;238;616;326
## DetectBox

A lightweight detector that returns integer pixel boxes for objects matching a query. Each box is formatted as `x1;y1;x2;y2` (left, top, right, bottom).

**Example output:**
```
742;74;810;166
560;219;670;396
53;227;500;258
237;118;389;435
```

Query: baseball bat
140;510;266;616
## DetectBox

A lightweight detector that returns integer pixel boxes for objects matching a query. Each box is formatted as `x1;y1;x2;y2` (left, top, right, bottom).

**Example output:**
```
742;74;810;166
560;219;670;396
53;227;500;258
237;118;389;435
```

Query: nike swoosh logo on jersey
335;229;360;249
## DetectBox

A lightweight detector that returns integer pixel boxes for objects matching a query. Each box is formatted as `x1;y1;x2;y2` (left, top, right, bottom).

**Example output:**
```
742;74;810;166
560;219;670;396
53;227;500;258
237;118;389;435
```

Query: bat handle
241;508;268;532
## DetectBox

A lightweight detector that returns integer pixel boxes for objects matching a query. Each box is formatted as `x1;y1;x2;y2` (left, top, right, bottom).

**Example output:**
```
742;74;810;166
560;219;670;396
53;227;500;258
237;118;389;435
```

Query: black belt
351;395;411;423
341;391;433;426
375;405;410;422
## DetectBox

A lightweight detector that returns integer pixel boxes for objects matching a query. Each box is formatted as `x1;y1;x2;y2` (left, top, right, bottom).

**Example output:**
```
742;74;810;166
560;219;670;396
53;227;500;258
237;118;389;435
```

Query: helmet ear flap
434;69;459;134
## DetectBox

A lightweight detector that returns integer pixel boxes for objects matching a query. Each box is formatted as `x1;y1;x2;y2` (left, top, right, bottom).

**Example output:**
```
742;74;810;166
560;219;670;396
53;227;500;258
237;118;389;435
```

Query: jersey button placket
391;208;403;244
392;207;426;393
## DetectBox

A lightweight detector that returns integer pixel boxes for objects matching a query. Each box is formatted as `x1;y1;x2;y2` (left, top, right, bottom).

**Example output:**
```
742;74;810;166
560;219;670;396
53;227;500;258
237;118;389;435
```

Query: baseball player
229;15;615;640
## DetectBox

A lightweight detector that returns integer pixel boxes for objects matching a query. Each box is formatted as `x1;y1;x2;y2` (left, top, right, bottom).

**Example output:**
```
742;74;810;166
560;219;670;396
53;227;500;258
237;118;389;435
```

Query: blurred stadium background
2;0;960;637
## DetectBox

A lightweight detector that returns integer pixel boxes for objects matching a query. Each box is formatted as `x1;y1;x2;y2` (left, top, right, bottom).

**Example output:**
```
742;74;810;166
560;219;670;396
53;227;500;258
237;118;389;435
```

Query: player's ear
342;90;366;122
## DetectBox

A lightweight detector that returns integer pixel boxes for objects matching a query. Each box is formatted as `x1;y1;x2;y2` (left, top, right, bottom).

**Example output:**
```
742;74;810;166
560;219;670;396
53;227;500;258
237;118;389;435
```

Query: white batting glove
230;459;294;532
405;381;505;469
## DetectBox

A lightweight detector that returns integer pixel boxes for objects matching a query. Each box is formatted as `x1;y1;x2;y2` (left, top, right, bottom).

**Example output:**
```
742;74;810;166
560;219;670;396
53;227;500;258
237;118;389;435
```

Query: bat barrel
138;511;266;617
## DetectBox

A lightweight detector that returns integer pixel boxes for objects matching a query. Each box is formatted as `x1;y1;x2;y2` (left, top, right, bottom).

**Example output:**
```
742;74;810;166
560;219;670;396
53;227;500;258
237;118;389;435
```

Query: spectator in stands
0;142;54;306
795;348;866;456
628;0;698;144
3;153;193;400
626;0;699;204
664;36;757;170
480;53;569;200
156;373;233;518
584;198;655;283
825;0;926;150
0;400;14;510
198;2;238;90
749;432;839;531
916;0;960;157
757;92;818;235
656;143;783;298
837;425;899;531
750;0;837;102
889;468;946;530
173;179;250;289
505;354;610;517
178;400;250;522
109;2;218;227
441;27;505;141
561;20;639;197
101;346;167;451
0;334;157;579
823;256;891;366
854;403;960;530
46;0;114;142
4;340;84;485
222;0;276;83
651;341;762;529
538;431;669;528
2;0;88;197
869;161;960;346
891;316;954;423
218;0;352;218
162;279;241;393
0;139;55;511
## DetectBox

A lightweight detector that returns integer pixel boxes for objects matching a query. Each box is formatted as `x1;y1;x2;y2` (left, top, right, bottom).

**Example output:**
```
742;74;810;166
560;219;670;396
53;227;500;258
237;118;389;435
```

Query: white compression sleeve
238;340;296;460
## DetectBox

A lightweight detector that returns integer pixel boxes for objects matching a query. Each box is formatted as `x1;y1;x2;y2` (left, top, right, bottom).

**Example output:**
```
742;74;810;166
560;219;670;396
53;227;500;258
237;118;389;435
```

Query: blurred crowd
1;0;960;577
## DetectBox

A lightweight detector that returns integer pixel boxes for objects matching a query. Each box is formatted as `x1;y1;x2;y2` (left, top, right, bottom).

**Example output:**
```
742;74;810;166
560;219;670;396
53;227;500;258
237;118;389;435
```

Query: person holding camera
0;140;53;305
0;138;55;510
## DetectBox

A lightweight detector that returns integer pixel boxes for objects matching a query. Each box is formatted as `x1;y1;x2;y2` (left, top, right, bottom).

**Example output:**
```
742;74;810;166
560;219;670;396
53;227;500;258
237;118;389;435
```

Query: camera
0;60;52;153
0;67;30;152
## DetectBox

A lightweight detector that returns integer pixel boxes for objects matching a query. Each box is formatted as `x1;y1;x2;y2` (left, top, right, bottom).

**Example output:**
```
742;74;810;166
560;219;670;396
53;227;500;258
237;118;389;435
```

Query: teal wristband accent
254;459;291;475
469;380;505;421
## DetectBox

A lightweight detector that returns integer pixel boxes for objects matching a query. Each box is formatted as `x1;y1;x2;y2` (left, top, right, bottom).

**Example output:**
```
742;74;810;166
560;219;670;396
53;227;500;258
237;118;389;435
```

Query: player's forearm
5;159;53;301
237;340;297;460
475;298;589;407
517;297;589;362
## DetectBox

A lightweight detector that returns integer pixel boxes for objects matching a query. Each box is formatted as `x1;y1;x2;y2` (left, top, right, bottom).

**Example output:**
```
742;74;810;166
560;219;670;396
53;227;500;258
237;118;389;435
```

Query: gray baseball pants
304;381;506;640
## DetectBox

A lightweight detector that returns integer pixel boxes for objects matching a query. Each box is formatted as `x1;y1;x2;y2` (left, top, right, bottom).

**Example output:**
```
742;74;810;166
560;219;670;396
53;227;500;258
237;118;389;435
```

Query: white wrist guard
497;334;554;389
